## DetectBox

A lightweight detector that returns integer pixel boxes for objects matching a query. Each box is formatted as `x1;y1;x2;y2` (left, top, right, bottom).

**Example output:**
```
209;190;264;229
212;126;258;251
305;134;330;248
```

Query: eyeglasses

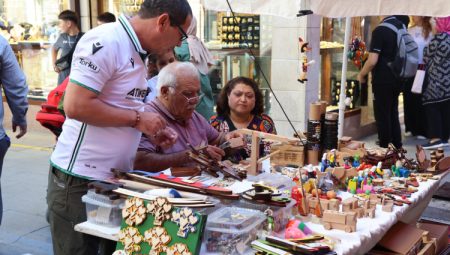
176;24;188;41
169;87;204;104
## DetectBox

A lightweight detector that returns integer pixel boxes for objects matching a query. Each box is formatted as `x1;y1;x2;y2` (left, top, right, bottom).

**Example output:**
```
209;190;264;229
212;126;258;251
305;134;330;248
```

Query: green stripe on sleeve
69;78;100;94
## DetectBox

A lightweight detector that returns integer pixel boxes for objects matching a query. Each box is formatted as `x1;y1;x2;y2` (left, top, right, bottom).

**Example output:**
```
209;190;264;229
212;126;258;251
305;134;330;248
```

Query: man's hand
136;112;167;136
53;65;61;73
205;145;225;161
12;123;27;139
150;127;178;149
357;72;366;84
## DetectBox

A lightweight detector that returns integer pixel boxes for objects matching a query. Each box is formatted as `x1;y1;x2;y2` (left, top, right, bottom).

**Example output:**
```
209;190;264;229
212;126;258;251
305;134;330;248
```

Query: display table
306;171;447;255
74;171;447;255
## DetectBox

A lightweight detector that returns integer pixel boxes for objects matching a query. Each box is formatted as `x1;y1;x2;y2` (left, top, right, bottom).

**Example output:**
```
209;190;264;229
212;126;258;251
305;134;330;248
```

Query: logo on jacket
126;88;149;101
74;57;100;73
92;42;103;55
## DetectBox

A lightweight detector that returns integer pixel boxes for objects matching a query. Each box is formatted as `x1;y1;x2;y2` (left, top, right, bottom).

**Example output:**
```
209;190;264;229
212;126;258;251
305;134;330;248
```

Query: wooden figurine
322;210;357;233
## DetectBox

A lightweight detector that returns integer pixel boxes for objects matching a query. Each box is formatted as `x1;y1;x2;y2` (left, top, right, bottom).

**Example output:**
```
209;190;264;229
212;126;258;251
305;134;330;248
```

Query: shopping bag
411;69;425;94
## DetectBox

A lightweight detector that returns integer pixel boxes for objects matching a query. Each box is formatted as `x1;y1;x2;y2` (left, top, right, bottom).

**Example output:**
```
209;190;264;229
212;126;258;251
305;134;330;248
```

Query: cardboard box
378;222;425;255
417;222;448;255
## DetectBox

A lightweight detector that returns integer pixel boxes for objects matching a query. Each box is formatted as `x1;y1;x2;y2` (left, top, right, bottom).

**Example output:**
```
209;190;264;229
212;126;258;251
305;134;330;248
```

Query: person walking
421;17;450;149
404;16;433;139
47;1;191;254
357;15;410;149
0;36;28;225
51;10;83;85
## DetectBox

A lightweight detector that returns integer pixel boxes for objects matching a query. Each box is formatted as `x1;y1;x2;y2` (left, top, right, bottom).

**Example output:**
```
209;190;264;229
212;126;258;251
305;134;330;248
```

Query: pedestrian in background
175;16;216;120
421;16;450;149
0;36;28;225
358;15;410;149
403;16;433;139
52;10;83;85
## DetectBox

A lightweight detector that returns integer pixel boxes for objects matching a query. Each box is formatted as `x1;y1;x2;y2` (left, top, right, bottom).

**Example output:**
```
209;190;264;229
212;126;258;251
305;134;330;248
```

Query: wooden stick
113;188;214;207
257;150;281;164
236;128;301;144
117;179;208;201
249;132;260;176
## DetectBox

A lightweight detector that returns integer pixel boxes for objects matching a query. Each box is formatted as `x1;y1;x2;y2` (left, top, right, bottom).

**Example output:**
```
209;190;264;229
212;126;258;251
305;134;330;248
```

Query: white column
269;14;321;136
79;0;91;32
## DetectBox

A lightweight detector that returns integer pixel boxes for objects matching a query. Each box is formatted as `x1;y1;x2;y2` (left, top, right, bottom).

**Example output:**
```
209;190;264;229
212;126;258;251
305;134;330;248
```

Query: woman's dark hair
216;76;264;116
139;0;192;27
421;17;433;40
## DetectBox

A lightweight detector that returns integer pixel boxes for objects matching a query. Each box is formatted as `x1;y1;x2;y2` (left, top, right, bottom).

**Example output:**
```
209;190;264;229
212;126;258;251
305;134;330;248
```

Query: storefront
0;0;72;102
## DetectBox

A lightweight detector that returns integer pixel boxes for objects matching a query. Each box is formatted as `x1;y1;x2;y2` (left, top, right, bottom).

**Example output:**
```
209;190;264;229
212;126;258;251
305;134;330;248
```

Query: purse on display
411;68;426;94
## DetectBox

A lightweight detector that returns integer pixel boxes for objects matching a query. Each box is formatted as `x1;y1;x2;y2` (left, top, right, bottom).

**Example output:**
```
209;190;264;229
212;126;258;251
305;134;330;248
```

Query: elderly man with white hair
134;61;240;172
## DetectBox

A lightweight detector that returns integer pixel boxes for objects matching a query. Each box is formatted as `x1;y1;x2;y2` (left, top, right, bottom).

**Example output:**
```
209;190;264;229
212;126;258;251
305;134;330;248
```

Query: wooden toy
322;210;357;232
381;196;394;212
235;128;304;175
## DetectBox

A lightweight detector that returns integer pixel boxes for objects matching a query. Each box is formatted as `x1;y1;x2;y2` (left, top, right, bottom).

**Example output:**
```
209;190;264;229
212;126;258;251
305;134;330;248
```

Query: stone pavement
0;128;448;255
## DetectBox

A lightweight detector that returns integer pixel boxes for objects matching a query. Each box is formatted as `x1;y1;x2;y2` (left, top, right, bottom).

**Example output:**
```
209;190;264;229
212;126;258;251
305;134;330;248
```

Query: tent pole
338;17;351;139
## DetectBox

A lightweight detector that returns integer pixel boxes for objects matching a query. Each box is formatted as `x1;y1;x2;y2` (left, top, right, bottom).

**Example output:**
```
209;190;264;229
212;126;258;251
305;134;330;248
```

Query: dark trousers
0;135;10;225
424;100;450;141
47;167;116;255
403;78;427;136
373;83;402;148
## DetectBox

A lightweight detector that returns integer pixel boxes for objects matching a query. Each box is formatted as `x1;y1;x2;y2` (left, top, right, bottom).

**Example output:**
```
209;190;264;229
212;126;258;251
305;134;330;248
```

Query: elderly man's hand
151;127;178;149
206;145;225;161
224;130;244;141
137;112;167;135
137;112;177;148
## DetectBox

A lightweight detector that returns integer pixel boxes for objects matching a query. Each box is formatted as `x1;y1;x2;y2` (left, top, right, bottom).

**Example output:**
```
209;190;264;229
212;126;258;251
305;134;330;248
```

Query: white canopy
311;0;450;18
200;0;301;18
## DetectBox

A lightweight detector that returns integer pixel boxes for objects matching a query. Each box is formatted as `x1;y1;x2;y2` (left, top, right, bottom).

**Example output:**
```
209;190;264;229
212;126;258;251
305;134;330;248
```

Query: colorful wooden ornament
166;243;192;255
144;226;172;255
122;197;147;226
171;207;199;238
118;226;143;254
147;197;173;226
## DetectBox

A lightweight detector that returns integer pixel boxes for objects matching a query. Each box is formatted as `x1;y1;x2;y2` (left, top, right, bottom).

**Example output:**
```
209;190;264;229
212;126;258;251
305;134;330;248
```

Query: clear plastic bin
81;189;124;227
205;207;266;254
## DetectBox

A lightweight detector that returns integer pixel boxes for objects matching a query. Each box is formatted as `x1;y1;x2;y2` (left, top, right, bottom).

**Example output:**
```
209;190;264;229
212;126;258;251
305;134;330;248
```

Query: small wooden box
270;144;305;167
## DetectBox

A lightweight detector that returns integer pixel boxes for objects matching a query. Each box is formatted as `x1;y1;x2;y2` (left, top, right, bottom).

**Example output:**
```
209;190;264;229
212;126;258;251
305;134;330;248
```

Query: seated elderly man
135;61;240;172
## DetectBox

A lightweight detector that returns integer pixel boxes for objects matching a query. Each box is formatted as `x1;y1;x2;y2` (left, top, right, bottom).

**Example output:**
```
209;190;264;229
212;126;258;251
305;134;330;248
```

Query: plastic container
81;189;124;227
205;207;266;254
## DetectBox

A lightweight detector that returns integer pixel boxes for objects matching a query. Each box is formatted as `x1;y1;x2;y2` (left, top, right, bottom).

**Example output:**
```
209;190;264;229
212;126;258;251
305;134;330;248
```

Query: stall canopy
310;0;450;18
200;0;301;18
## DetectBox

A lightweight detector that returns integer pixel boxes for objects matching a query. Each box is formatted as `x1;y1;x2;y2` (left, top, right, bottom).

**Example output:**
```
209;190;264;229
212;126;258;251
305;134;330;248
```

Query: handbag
411;69;425;94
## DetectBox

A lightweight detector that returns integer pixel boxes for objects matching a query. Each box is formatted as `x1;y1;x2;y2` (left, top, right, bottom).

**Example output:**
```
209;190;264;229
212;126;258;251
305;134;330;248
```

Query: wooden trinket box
270;144;305;167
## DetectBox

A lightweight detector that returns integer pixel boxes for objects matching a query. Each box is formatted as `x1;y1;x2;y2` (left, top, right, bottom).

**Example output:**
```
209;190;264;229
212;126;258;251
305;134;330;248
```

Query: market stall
73;123;450;255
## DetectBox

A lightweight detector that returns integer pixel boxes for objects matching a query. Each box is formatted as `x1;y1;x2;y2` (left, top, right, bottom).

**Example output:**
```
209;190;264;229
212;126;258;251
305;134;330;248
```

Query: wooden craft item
322;210;357;232
147;197;173;226
122;197;147;226
116;198;206;255
172;208;199;238
241;184;290;207
187;144;245;180
309;103;322;121
118;226;143;254
270;144;304;167
170;166;202;177
88;181;213;208
111;169;239;200
144;226;171;255
433;156;450;173
166;243;192;255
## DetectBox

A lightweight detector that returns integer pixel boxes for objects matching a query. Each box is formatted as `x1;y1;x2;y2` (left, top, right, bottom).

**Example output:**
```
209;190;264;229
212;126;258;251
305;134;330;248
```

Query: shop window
0;0;70;100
